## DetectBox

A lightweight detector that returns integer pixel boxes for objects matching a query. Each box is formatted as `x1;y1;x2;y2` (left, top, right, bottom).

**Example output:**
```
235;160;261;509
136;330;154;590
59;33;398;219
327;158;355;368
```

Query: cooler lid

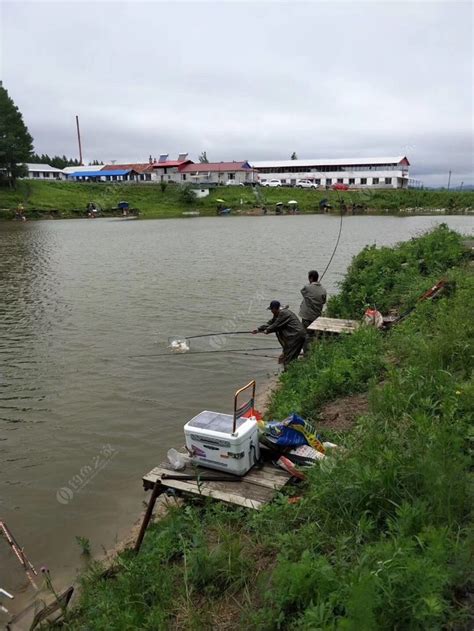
187;410;247;434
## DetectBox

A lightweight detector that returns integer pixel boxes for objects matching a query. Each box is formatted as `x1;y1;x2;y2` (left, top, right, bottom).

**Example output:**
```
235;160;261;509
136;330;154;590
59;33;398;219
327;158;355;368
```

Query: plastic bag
167;448;186;470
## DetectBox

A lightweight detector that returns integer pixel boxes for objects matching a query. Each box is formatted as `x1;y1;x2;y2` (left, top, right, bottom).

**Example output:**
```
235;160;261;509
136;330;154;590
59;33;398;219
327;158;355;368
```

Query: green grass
327;222;467;318
0;180;473;220
54;227;473;629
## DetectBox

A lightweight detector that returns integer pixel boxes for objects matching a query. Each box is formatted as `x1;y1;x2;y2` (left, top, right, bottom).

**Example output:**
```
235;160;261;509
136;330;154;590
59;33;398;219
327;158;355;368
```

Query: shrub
327;224;465;318
178;184;197;204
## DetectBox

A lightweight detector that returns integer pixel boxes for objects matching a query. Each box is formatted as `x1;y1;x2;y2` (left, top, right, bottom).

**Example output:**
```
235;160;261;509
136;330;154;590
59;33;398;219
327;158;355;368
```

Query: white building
250;156;410;189
23;163;68;180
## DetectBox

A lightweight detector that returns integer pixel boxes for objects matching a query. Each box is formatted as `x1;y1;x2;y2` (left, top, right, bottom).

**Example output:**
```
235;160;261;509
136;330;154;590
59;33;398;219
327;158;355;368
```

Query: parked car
261;179;282;187
296;179;317;188
225;180;244;186
332;183;349;191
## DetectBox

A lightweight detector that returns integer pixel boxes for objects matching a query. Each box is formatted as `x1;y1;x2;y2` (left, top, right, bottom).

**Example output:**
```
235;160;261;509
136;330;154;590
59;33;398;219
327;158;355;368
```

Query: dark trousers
302;318;317;355
282;336;305;369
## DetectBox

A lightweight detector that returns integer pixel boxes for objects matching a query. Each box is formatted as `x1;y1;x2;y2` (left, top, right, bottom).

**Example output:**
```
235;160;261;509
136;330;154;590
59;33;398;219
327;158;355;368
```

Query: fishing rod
185;331;253;340
0;521;38;590
170;305;292;350
0;586;13;616
129;347;281;359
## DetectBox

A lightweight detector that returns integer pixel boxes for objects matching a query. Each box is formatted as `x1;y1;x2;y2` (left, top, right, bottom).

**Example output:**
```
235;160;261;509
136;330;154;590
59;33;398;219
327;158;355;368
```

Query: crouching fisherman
253;300;306;369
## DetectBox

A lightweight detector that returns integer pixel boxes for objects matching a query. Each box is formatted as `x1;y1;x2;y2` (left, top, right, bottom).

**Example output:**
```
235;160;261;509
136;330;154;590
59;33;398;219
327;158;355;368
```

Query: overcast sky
1;0;472;185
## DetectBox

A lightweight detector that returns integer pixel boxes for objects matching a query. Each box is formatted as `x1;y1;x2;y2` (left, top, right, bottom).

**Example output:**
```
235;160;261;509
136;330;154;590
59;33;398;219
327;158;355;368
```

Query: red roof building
178;161;256;185
102;163;154;173
101;156;193;182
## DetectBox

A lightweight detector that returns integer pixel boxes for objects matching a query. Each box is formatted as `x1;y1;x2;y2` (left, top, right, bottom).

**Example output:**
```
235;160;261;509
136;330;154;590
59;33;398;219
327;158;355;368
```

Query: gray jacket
299;282;327;321
258;308;305;349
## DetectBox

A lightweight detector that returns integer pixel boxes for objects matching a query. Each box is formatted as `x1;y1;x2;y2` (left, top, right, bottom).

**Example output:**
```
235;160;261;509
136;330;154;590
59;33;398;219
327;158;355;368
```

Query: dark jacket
258;308;305;349
299;282;327;321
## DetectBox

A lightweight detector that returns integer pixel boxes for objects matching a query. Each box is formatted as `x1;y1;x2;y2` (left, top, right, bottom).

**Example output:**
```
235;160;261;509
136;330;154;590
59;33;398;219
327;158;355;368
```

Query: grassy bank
0;181;473;220
58;225;473;630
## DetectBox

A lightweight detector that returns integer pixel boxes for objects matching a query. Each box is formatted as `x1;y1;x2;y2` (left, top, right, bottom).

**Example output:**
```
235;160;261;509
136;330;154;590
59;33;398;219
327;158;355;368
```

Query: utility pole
75;115;83;165
447;170;452;190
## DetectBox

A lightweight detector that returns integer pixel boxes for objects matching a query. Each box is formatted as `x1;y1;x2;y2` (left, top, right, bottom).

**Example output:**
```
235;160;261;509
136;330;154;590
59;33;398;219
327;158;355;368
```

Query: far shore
1;207;473;222
1;181;473;222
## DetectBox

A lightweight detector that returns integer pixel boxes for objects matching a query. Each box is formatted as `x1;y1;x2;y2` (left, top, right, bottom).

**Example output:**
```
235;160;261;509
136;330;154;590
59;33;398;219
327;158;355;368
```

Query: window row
277;177;395;185
32;172;62;178
257;164;402;174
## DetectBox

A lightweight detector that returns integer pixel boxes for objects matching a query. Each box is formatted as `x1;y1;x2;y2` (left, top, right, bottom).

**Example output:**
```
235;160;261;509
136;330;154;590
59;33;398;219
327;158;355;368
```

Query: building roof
152;160;193;169
180;161;253;173
102;163;154;173
25;163;65;173
63;165;101;173
250;156;410;168
68;169;134;177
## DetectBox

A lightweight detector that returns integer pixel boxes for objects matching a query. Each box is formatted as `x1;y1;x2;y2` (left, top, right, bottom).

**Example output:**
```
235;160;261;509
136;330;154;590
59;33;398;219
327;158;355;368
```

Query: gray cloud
1;0;472;186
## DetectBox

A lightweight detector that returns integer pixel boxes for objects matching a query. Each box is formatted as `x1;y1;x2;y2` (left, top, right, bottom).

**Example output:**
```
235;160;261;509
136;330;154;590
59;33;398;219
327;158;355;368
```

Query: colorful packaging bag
259;413;325;454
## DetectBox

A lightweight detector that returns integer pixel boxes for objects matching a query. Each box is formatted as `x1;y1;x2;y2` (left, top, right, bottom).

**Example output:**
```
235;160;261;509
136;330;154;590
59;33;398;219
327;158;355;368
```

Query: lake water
0;214;473;616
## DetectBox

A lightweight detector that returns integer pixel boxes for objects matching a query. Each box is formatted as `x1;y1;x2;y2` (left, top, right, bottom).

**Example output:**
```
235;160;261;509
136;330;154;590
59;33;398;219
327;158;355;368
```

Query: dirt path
317;392;370;431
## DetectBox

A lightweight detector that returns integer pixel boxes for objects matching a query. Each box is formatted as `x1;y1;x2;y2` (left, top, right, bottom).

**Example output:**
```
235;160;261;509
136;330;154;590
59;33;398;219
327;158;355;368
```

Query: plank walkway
307;316;360;334
143;456;291;511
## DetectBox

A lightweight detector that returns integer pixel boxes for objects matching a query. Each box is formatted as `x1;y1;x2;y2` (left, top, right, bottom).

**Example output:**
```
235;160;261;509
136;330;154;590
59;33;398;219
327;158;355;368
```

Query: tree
198;151;209;163
291;152;298;160
0;86;34;186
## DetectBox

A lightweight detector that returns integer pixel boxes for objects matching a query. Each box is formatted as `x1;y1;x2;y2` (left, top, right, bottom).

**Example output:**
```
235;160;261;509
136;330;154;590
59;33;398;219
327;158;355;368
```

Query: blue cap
267;300;281;310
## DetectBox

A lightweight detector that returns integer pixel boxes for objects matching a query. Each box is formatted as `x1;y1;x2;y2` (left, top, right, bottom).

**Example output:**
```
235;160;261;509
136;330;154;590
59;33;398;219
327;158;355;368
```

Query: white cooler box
184;411;260;476
184;381;260;476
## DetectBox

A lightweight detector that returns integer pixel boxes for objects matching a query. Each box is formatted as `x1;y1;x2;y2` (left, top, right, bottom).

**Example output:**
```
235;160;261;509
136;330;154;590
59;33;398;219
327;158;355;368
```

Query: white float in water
168;338;190;353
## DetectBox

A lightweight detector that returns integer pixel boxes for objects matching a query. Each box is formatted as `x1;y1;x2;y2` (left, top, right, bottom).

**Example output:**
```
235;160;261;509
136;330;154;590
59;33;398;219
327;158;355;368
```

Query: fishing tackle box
184;381;260;476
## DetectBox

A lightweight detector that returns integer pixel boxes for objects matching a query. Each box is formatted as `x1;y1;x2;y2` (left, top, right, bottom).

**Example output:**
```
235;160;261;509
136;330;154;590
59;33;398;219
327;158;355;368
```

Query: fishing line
319;189;345;281
297;164;345;283
319;205;343;281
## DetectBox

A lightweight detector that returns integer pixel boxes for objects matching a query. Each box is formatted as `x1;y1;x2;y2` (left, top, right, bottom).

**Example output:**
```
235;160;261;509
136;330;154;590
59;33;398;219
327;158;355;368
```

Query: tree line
29;154;82;169
29;155;104;168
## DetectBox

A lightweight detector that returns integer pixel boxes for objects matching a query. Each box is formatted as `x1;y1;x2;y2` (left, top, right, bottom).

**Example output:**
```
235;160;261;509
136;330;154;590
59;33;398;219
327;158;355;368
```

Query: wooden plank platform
307;316;360;334
143;457;292;510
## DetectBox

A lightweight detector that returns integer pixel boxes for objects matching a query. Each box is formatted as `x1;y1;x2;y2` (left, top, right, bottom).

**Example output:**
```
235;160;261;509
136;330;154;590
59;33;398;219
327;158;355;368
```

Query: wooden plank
143;456;292;510
163;480;268;510
307;317;360;334
148;458;290;486
147;464;288;490
152;477;266;509
239;467;290;489
143;468;280;502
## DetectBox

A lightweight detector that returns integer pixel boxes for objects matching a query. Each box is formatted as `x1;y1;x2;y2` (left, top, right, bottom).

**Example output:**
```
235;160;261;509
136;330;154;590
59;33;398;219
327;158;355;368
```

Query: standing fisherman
300;270;327;353
253;301;306;369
